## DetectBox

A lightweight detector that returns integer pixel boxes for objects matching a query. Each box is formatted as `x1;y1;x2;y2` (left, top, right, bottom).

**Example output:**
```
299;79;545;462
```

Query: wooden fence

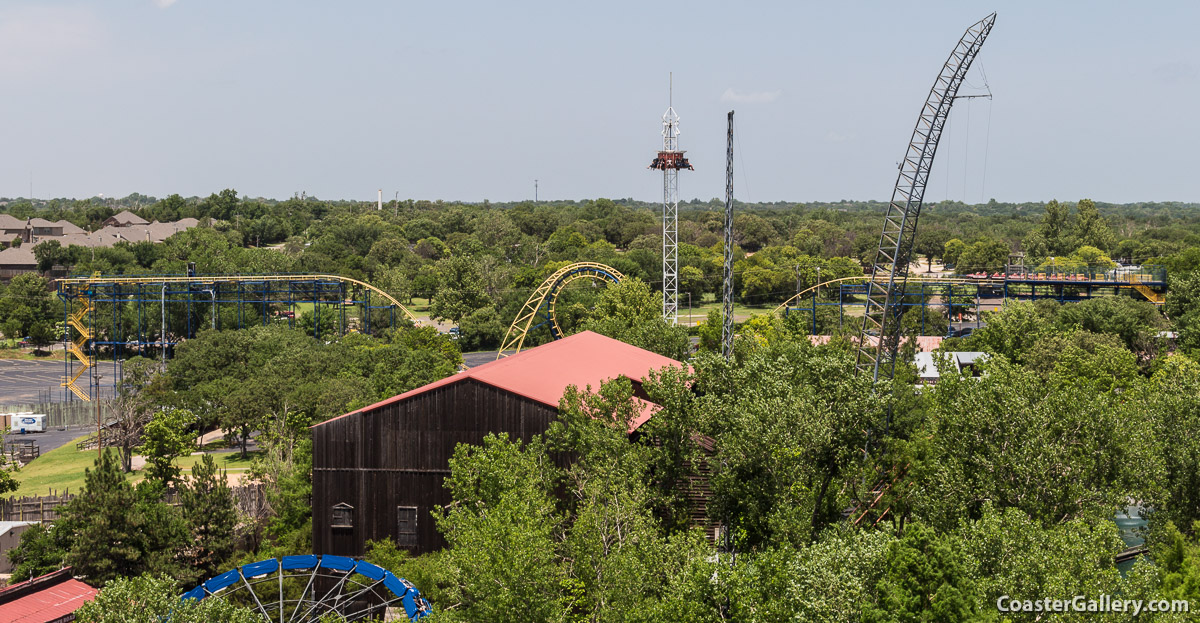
0;491;72;522
1;484;267;523
0;402;109;429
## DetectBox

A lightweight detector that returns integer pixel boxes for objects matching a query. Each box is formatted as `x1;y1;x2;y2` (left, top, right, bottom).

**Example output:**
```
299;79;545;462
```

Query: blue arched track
181;555;431;621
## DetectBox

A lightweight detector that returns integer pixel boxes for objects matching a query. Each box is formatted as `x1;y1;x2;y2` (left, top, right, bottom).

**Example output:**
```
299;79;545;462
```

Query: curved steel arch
498;262;625;358
856;13;996;383
180;555;432;622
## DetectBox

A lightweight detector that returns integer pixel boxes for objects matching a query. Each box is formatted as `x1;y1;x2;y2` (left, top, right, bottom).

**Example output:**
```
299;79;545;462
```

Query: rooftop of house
0;246;36;266
107;209;149;226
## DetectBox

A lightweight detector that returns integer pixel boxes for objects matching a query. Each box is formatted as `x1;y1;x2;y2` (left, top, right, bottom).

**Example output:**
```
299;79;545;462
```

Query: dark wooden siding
313;378;561;557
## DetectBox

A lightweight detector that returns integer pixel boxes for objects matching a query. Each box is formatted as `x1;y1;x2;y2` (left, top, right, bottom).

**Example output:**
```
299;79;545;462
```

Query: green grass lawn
172;450;260;472
9;440;111;499
8;440;261;499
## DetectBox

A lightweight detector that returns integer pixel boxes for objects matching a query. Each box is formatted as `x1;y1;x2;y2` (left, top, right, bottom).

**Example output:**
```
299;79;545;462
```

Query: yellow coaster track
498;262;625;358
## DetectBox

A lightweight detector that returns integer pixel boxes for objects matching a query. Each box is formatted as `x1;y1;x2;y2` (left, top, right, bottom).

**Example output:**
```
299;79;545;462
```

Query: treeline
8;190;1200;354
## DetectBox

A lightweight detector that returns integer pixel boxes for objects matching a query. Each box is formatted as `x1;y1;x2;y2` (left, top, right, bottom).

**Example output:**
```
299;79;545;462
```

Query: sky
0;1;1198;205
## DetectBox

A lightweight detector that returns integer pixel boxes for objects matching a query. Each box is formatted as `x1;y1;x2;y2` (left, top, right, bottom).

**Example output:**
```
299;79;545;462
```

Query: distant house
914;351;989;384
0;567;96;622
311;331;701;557
0;246;37;282
0;215;28;245
101;210;149;228
26;218;65;238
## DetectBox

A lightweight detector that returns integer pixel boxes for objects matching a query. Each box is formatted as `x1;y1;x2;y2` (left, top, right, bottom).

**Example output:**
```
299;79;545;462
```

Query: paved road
0;360;121;404
462;351;500;368
8;425;94;458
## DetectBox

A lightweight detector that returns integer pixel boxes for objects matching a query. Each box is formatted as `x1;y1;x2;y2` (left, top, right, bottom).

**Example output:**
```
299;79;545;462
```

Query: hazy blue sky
1;2;1197;204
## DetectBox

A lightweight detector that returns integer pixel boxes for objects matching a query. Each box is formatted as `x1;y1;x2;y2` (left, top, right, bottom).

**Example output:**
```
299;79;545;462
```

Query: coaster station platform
778;265;1167;336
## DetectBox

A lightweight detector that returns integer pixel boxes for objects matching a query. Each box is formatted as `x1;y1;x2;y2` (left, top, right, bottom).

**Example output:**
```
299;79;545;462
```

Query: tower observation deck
648;95;693;325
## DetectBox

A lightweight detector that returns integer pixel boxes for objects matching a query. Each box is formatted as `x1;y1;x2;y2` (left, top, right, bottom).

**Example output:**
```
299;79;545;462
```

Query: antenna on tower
648;74;693;325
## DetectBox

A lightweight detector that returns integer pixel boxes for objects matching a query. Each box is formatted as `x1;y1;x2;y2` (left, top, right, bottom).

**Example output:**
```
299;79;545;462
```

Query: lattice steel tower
648;77;693;324
722;110;735;359
856;13;996;382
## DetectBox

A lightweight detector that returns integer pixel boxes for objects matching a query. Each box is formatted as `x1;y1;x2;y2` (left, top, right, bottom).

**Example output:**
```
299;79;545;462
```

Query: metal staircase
61;298;93;401
1129;274;1165;305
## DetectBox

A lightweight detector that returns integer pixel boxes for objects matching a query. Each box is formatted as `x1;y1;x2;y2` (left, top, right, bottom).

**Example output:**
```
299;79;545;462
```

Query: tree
942;238;967;267
62;451;187;586
1156;521;1200;605
964;300;1047;364
700;342;884;547
436;434;565;622
957;236;1009;273
74;573;261;623
1022;329;1137;392
430;254;488;325
1138;358;1200;531
0;273;58;349
108;357;163;472
863;523;981;623
178;454;238;584
915;228;952;271
1052;295;1163;355
1073;198;1116;252
457;305;504;351
580;278;690;360
914;357;1157;531
957;503;1125;618
138;408;196;486
7;522;72;582
33;239;71;272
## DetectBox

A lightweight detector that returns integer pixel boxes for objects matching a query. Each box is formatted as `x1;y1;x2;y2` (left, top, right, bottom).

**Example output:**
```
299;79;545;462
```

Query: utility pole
534;180;538;202
648;74;693;325
92;364;101;460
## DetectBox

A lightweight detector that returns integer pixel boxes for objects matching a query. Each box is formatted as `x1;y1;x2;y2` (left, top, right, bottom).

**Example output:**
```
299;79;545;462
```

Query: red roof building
312;331;684;556
0;568;96;623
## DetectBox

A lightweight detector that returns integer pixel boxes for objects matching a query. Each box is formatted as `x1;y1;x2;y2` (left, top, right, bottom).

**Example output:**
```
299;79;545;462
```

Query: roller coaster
57;272;418;401
497;262;625;358
182;555;432;621
775;265;1167;337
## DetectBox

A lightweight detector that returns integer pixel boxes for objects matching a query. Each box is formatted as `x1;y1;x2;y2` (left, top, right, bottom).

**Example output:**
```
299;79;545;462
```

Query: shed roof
0;521;34;536
0;568;96;622
316;331;683;432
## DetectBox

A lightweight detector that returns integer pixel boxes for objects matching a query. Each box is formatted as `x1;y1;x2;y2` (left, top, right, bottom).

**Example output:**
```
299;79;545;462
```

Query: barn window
397;506;418;547
331;503;354;529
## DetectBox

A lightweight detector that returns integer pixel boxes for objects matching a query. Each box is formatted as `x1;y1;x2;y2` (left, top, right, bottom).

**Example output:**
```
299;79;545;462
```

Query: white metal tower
648;80;692;324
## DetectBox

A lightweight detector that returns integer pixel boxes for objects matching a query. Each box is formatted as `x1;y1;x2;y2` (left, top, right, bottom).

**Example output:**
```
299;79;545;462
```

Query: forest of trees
4;192;1200;620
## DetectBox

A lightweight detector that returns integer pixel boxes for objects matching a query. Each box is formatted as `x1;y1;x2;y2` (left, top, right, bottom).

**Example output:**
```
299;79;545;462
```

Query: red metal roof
0;568;96;623
317;331;684;432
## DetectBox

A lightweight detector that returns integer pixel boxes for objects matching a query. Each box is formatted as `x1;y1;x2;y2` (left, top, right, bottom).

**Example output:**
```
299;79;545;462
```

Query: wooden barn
312;330;687;557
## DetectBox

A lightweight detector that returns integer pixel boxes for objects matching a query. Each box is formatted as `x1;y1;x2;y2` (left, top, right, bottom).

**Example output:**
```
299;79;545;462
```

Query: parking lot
0;359;121;404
